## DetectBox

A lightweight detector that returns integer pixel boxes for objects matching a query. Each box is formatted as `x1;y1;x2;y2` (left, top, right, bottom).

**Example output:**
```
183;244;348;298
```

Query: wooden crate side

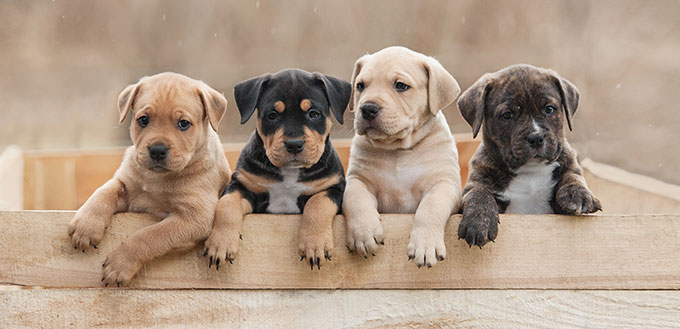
0;146;23;210
20;134;480;210
582;158;680;214
2;289;679;329
1;211;679;289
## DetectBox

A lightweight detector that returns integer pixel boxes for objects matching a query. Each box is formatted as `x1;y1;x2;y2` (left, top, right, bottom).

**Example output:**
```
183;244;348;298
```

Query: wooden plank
582;158;680;214
1;211;679;289
2;289;679;329
20;134;480;210
0;146;23;210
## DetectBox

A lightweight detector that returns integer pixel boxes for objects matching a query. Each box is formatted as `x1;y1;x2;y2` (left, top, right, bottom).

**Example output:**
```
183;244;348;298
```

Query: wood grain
2;289;679;329
1;211;679;289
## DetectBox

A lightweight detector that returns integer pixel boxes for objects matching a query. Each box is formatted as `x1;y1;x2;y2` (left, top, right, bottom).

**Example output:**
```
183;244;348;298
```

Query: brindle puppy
457;64;602;248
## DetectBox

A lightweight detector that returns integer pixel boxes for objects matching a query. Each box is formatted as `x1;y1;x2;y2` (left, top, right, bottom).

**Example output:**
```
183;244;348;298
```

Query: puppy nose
284;139;305;154
526;133;545;148
149;144;169;161
360;103;381;121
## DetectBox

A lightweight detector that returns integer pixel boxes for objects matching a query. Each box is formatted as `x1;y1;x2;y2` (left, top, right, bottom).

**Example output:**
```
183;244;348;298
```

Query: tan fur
203;190;253;264
274;101;285;113
67;72;231;286
236;170;277;194
302;174;341;192
298;191;338;267
300;99;312;111
343;46;463;268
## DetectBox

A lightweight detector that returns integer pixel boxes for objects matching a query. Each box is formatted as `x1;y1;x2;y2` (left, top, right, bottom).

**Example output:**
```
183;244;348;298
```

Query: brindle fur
458;64;601;248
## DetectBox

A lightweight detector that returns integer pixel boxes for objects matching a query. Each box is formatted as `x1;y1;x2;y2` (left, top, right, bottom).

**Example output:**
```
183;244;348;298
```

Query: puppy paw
556;184;602;214
407;227;446;268
102;244;142;287
458;210;499;248
67;210;107;252
298;228;333;271
203;229;241;271
346;214;384;258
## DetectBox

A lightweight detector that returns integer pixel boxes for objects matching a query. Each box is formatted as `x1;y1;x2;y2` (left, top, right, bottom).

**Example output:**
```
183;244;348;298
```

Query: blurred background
1;0;678;184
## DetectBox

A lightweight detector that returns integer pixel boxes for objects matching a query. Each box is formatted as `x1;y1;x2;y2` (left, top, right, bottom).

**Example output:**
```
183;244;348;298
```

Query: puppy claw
228;258;234;265
203;249;208;257
309;258;314;271
300;255;305;262
316;257;320;270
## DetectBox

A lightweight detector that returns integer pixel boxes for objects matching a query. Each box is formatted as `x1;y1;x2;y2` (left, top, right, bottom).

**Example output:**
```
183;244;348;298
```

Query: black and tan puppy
203;69;350;270
457;64;602;248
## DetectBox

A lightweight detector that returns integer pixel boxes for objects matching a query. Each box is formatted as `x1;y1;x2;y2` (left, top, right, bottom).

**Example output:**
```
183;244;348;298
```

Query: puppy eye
356;82;365;92
266;111;279;121
308;109;321;120
544;105;558;115
500;111;514;120
177;119;192;131
394;81;410;92
137;116;149;128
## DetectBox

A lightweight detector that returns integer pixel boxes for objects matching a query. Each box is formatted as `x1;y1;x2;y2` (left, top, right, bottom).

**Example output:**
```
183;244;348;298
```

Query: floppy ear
233;74;271;124
313;73;351;124
423;57;461;115
117;81;143;124
457;73;494;139
348;55;368;112
198;84;228;132
551;74;580;131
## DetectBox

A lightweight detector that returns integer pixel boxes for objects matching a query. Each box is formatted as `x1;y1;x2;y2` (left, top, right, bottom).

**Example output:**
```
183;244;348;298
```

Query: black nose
284;140;305;154
526;133;545;148
149;144;169;161
360;103;381;121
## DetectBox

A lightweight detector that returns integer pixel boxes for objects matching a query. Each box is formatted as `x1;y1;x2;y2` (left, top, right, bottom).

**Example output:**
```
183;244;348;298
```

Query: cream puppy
343;46;462;268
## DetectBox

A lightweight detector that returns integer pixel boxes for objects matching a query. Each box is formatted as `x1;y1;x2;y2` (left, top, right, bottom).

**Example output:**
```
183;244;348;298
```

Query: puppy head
457;64;580;169
118;72;227;173
349;46;460;146
234;69;350;168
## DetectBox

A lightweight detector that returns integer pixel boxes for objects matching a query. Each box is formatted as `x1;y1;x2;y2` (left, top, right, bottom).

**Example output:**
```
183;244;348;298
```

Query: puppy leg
408;181;459;268
68;178;127;251
458;187;499;248
343;178;384;258
298;191;338;270
203;191;252;270
102;211;210;286
555;172;602;215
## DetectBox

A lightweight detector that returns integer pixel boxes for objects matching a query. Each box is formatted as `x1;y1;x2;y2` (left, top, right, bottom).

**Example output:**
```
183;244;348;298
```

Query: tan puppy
68;72;231;286
344;46;463;268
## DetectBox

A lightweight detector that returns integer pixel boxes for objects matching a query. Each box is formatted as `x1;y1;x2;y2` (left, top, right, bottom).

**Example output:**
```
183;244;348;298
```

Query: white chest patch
267;168;307;214
502;161;560;214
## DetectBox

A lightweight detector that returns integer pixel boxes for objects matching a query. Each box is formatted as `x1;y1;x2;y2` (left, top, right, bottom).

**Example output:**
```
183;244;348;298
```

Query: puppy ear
348;55;368;112
457;74;493;139
552;75;580;131
314;73;351;124
117;82;142;124
423;57;461;115
198;85;228;132
233;74;271;124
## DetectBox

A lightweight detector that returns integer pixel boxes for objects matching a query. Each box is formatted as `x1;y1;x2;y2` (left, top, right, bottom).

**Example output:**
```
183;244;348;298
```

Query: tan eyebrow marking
274;101;285;113
300;99;312;111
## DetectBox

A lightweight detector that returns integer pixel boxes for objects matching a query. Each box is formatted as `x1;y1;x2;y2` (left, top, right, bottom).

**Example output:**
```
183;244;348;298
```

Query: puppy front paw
345;214;384;258
203;229;241;271
298;227;333;271
458;210;499;248
67;210;107;252
407;227;446;268
102;244;142;287
556;184;602;214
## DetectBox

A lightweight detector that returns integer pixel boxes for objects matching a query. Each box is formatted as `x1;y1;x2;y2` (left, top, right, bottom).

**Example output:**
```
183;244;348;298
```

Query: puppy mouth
147;164;170;173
